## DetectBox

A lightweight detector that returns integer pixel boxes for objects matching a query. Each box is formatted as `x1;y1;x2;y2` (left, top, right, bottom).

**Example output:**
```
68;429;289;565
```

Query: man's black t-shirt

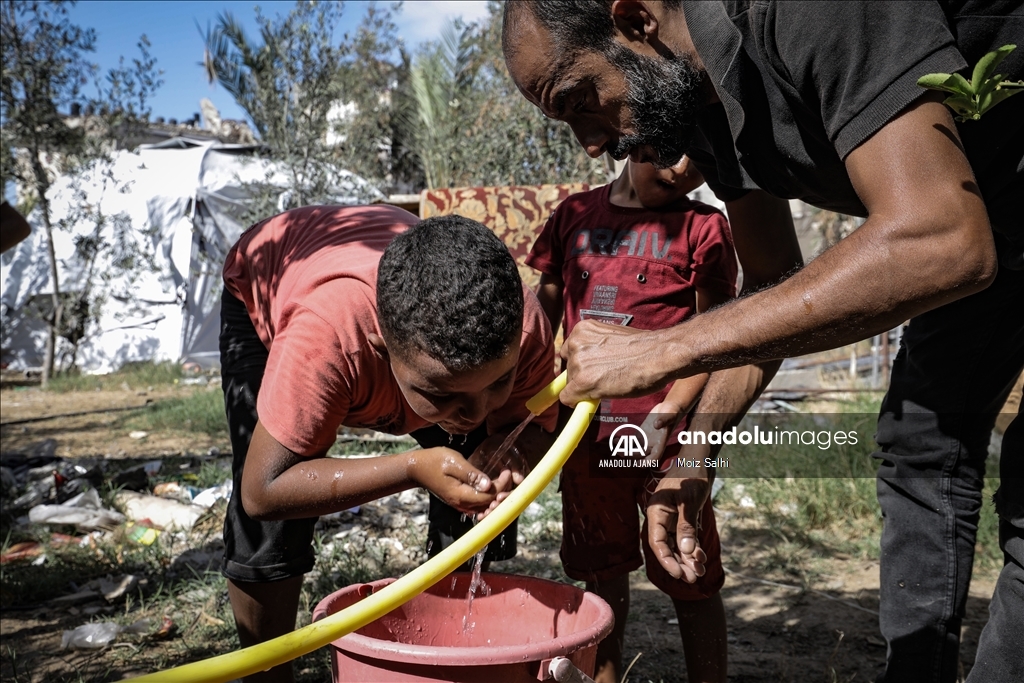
682;0;1023;263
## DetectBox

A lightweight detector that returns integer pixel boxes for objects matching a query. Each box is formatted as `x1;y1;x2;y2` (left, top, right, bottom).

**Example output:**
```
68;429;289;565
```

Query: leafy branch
918;44;1023;121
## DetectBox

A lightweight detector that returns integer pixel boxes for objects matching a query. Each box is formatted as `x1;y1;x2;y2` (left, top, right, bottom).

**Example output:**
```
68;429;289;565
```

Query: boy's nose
458;396;491;427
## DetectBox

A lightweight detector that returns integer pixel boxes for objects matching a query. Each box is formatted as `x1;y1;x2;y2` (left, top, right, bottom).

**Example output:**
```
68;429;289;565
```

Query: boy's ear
368;333;389;359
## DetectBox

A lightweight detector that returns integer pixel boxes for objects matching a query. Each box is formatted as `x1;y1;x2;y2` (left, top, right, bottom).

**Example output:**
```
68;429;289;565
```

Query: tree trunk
31;156;60;387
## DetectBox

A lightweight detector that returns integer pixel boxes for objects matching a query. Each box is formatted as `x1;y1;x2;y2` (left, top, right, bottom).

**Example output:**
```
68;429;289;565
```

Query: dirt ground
623;539;996;683
0;384;1004;682
1;384;225;458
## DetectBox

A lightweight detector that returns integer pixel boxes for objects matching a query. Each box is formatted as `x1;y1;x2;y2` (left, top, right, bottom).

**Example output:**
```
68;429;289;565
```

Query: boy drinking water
220;205;557;682
527;157;736;683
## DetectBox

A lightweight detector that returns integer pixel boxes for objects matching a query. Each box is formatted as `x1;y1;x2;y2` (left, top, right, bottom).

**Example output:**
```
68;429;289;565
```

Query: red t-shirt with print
223;204;557;456
526;185;737;439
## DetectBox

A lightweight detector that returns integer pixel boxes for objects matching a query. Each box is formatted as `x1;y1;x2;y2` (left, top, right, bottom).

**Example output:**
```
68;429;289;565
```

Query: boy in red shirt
221;205;557;682
527;157;736;683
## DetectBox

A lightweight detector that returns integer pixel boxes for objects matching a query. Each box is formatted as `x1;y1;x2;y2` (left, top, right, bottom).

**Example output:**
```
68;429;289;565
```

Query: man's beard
605;43;707;168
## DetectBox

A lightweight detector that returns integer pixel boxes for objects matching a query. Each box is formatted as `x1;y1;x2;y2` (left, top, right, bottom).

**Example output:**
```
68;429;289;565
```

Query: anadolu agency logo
609;424;648;457
600;424;661;470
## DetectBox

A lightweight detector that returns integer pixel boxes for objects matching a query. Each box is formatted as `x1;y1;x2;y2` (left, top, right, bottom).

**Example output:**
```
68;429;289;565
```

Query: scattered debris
114;491;204;531
0;541;44;564
29;489;126;531
54;462;103;502
126;520;161;545
97;574;140;602
192;480;232;509
0;533;86;564
153;481;191;500
60;617;156;650
777;502;798;516
112;464;151;491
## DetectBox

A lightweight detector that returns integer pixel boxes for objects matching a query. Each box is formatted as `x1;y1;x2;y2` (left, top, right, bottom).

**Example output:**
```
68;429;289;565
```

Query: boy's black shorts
219;290;516;584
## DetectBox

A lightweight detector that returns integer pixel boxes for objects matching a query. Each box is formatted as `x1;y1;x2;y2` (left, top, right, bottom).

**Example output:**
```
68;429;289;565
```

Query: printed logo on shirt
579;309;633;326
570;227;672;259
589;284;619;311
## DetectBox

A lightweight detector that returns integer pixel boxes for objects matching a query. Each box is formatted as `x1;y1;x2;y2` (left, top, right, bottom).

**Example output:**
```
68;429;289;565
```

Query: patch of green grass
328;438;415;457
516;478;563;546
46;360;185;393
192;458;233;489
302;536;384;615
120;389;227;437
975;453;1002;571
0;528;170;608
719;398;1003;575
714;405;885;571
90;569;240;681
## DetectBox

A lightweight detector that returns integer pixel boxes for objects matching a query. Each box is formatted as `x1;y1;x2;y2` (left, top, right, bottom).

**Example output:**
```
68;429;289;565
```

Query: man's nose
571;122;610;159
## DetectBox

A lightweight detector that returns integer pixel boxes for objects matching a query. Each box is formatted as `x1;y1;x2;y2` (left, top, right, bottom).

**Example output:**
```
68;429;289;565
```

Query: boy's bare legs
673;593;728;683
588;574;630;683
227;576;303;683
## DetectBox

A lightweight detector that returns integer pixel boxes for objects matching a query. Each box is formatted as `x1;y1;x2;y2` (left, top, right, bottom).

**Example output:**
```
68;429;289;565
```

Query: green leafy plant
918;44;1023;121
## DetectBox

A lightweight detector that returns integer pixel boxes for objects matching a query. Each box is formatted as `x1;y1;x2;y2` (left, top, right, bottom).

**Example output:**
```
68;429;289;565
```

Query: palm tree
405;20;478;189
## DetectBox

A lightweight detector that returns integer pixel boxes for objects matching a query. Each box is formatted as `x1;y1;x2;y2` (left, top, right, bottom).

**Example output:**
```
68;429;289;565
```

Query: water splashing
479;414;535;475
462;549;487;634
458;413;536;636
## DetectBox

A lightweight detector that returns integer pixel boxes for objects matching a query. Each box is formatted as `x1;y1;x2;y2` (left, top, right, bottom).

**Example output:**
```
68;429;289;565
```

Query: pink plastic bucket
312;572;614;682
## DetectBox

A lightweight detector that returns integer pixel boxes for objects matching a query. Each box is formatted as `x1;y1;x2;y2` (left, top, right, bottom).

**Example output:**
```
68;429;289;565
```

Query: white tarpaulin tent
1;138;380;373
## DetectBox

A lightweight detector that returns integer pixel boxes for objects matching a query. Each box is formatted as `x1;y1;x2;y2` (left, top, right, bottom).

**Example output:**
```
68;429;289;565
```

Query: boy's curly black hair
376;215;524;371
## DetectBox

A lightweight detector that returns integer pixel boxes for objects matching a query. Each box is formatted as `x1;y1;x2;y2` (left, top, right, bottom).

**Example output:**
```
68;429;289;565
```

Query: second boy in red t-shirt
527;156;737;683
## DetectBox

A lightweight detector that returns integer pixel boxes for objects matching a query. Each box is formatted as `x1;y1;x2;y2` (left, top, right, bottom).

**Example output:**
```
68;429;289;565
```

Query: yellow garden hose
127;372;593;683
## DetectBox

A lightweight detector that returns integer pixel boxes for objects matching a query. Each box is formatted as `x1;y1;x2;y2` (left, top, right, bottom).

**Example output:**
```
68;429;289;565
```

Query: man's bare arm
560;95;995;405
684;189;802;426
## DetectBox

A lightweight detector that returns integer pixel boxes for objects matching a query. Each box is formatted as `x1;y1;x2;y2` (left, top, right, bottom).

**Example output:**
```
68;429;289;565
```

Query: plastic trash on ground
28;489;126;531
126;520;160;545
191;479;232;509
0;541;43;564
54;462;103;503
114;491;204;530
0;533;85;564
61;617;157;650
1;466;19;496
95;574;140;601
112;464;151;491
152;481;202;503
62;622;123;650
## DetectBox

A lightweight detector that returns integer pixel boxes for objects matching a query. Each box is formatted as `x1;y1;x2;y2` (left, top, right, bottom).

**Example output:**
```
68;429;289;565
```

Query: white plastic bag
191;479;233;509
60;618;153;650
61;622;122;650
29;489;125;531
114;491;203;530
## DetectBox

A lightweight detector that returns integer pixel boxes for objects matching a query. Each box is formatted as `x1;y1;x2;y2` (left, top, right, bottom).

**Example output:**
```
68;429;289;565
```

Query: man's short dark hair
502;0;683;60
377;215;524;372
